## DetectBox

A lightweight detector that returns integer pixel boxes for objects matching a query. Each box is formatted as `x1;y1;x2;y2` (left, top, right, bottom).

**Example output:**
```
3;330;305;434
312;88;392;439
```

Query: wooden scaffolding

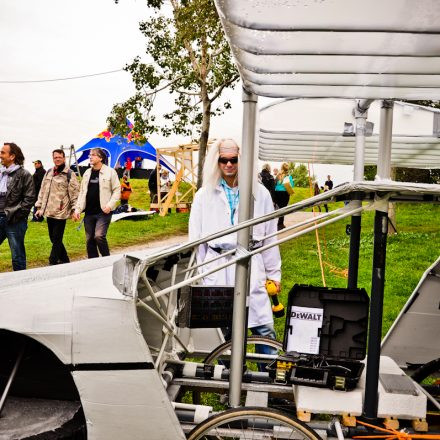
150;143;199;216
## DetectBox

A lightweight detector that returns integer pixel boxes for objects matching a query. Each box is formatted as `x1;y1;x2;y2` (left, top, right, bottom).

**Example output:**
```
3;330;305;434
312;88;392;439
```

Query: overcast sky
0;0;351;184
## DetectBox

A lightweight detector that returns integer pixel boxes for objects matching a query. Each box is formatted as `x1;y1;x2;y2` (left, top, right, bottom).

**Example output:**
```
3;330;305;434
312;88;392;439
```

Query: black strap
209;246;224;254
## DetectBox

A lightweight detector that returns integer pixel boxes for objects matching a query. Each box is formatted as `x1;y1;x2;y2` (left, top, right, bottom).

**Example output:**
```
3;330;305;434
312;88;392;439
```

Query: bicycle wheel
411;357;440;400
186;406;321;440
204;335;283;366
191;336;283;406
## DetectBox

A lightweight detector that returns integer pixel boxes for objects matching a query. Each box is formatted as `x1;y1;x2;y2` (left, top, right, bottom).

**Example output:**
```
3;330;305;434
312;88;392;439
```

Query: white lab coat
189;182;281;328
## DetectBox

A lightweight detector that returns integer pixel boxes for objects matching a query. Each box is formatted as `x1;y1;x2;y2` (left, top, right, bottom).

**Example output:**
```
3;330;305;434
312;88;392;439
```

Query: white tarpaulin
215;0;440;99
259;99;440;168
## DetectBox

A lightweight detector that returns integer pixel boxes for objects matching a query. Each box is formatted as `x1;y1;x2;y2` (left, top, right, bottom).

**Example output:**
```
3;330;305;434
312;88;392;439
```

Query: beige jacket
75;164;120;213
35;167;80;219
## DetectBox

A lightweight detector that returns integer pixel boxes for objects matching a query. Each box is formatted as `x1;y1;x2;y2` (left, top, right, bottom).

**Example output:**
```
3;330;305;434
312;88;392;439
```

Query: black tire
186;406;321;440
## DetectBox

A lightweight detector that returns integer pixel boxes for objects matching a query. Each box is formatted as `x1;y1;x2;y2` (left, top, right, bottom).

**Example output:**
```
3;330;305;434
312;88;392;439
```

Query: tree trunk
197;90;211;189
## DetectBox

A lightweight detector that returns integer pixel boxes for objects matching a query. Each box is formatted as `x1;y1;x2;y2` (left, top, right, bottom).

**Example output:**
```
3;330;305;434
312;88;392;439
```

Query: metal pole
229;88;257;407
348;99;373;289
363;100;393;420
376;101;394;181
0;343;26;417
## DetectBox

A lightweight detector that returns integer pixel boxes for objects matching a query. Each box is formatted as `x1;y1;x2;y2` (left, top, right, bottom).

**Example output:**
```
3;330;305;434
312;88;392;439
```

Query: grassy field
1;181;438;338
276;188;440;337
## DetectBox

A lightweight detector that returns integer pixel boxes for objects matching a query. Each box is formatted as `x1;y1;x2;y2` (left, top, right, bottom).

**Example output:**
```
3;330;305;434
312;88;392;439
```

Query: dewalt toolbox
268;284;369;391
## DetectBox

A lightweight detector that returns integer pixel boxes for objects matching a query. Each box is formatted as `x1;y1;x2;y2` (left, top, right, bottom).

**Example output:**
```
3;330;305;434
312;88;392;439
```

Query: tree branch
175;89;201;96
143;75;184;96
206;46;228;72
209;73;240;103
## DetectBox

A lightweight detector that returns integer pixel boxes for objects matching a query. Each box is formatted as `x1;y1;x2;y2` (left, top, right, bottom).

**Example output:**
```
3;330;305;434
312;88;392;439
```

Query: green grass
0;179;189;272
275;188;440;337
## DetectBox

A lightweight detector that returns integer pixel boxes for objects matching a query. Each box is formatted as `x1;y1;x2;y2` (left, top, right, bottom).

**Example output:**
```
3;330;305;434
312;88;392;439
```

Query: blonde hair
202;138;240;191
277;162;289;182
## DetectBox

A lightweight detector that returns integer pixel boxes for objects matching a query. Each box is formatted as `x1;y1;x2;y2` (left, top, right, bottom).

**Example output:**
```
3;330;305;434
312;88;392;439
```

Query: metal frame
125;91;440;422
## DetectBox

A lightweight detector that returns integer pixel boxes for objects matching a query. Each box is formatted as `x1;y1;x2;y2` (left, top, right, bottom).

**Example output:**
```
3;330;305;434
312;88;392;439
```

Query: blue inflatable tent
76;129;173;172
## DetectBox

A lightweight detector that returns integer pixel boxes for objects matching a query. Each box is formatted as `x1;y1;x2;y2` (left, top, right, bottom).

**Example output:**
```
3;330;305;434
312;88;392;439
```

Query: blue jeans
84;212;112;258
250;324;278;356
0;215;28;271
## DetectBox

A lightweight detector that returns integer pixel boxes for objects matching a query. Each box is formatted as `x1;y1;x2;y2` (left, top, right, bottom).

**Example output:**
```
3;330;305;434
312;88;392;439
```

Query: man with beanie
35;149;79;265
73;148;120;258
0;142;35;271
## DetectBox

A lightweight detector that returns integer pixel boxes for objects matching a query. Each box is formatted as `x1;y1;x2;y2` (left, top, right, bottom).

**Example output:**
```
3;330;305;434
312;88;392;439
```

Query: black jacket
148;167;158;193
4;167;35;224
32;167;46;197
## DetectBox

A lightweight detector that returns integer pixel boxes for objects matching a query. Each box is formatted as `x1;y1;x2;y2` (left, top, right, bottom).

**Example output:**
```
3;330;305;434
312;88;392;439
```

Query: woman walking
274;163;294;230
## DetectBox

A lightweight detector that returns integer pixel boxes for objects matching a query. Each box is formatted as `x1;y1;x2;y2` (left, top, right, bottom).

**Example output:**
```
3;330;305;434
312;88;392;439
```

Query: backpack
261;171;275;195
47;167;73;184
46;167;74;203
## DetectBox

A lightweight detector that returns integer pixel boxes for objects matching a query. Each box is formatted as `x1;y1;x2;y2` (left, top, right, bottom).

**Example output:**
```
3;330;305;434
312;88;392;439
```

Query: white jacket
75;164;120;213
189;182;281;328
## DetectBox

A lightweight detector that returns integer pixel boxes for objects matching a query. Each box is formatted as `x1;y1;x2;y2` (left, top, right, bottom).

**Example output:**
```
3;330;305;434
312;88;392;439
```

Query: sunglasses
218;156;238;165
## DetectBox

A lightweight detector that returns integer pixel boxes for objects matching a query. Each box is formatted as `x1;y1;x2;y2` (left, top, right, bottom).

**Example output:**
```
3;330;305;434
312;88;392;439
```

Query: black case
177;285;234;328
277;284;369;391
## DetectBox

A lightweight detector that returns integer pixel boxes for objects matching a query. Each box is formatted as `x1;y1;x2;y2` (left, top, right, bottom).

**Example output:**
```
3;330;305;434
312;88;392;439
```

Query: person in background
120;175;132;205
274;162;294;231
148;166;158;207
35;149;79;265
0;142;35;271
160;169;171;199
73;148;120;258
313;182;321;212
325;175;334;191
123;157;132;178
134;156;143;169
272;168;279;180
259;163;276;204
189;138;281;361
31;160;46;222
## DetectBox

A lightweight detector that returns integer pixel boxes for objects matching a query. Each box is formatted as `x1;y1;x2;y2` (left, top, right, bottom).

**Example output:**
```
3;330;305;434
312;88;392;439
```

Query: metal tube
140;184;339;267
261;208;341;242
136;299;189;353
153;205;366;300
0;343;26;417
334;419;345;440
348;99;371;288
376;101;394;181
364;100;393;420
229;88;257;407
357;99;375;114
413;381;440;411
347;214;361;289
363;209;388;419
248;206;364;257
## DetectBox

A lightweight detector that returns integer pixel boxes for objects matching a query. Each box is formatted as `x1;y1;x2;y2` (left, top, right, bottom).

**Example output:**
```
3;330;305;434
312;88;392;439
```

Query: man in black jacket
0;143;35;271
31;159;45;221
